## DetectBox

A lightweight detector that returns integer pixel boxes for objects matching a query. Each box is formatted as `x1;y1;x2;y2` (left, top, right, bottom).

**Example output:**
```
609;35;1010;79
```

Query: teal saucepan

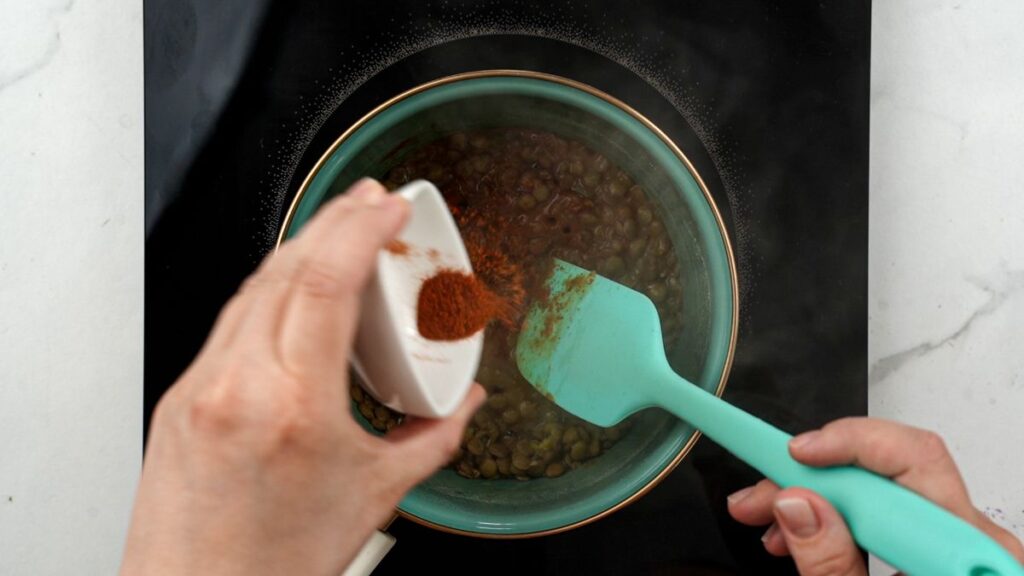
277;70;738;537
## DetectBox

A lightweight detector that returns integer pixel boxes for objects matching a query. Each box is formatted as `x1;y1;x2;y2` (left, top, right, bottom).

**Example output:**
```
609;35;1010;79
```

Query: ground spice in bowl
416;264;517;340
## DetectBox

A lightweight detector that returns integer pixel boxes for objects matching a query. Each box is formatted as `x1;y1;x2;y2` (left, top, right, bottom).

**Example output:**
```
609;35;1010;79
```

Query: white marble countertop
1;0;1021;573
870;0;1024;543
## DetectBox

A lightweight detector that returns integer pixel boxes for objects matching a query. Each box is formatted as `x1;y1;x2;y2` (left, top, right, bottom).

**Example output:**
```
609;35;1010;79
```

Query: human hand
121;179;486;576
727;418;1024;575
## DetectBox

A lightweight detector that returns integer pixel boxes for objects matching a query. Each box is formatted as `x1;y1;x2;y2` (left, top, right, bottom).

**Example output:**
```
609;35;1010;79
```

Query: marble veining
0;0;74;91
870;267;1024;385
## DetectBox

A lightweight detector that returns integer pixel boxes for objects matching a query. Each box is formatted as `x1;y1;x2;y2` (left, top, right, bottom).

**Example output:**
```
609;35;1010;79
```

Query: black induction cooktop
144;1;869;573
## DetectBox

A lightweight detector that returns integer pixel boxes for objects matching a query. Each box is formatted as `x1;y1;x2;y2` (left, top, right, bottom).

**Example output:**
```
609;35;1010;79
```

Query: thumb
381;384;486;490
772;488;867;576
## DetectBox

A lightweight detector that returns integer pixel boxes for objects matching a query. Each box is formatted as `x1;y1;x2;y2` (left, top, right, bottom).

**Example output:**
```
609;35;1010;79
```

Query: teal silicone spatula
516;259;1022;576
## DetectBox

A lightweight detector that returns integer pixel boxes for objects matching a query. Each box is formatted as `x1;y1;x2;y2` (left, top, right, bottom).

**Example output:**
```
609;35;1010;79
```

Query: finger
761;522;790;557
789;418;950;475
788;418;974;519
381;385;486;489
772;488;866;576
275;179;409;378
727;478;782;526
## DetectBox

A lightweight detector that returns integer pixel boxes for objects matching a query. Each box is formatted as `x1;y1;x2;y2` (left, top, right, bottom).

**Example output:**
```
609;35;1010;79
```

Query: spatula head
515;259;669;427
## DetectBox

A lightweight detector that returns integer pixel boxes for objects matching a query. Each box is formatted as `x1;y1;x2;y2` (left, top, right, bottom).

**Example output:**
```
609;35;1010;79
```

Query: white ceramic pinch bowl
351;179;482;418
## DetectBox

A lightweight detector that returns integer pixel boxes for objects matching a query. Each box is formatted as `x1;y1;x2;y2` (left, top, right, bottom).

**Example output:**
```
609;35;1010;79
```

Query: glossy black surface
145;1;869;573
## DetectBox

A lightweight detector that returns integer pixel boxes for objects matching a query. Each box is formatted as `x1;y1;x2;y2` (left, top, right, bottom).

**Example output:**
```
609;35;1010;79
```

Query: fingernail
348;178;385;204
775;497;820;538
727;486;754;505
761;523;779;544
789;431;821;451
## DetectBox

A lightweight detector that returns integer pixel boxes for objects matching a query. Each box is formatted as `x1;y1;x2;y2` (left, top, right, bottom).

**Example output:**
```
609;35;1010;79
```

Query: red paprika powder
465;242;525;327
416;269;513;341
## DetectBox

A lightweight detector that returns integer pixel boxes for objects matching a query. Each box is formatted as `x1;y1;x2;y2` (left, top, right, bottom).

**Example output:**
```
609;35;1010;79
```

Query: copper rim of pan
275;69;740;539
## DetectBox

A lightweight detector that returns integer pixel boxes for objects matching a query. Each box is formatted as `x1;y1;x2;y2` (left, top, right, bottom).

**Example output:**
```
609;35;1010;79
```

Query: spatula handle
657;373;1023;576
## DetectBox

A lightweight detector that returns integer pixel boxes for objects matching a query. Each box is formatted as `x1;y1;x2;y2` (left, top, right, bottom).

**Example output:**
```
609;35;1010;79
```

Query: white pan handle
341;530;396;576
